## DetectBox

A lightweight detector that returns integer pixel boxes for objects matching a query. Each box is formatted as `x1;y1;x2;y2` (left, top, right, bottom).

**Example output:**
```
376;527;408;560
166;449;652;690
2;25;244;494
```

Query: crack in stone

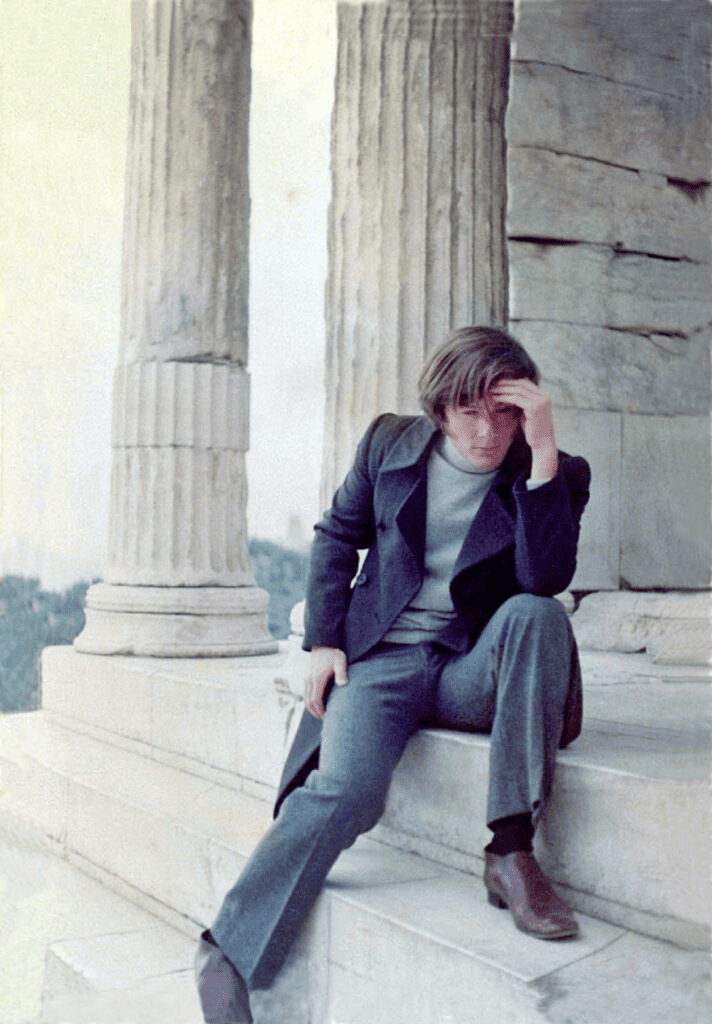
606;326;689;342
509;236;579;247
513;57;694;101
513;144;710;188
509;318;710;354
610;245;695;264
667;176;711;200
171;355;243;366
509;233;702;265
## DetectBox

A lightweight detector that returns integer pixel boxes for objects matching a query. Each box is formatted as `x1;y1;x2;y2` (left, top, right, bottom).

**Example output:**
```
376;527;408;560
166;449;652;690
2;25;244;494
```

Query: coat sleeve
511;454;591;596
302;416;387;651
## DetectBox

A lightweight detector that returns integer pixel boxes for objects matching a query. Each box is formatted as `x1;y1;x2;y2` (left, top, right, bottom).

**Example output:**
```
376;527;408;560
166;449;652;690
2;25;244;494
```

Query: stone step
376;683;710;949
0;711;271;933
30;645;712;949
24;974;203;1024
38;644;301;799
1;741;709;1024
0;832;201;1024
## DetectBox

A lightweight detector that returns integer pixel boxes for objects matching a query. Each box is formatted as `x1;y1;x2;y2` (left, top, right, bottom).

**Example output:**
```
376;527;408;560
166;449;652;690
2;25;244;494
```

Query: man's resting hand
304;647;349;720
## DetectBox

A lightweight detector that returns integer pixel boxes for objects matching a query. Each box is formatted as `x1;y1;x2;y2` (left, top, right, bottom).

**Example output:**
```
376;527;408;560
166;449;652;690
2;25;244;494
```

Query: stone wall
506;0;711;590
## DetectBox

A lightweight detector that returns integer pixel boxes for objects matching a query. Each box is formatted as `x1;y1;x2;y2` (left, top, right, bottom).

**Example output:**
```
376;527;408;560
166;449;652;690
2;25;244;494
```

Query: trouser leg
435;594;577;826
210;644;434;990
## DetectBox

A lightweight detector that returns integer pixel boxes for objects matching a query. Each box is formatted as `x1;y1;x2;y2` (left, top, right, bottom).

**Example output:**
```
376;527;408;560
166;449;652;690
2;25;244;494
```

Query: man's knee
499;593;568;631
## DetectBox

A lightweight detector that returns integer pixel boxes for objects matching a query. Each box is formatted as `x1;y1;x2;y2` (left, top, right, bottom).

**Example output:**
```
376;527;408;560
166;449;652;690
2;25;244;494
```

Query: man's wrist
529;445;558;483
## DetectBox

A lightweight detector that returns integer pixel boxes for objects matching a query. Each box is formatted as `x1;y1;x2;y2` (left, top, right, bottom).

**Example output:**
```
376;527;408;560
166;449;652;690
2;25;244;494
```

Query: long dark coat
275;414;591;816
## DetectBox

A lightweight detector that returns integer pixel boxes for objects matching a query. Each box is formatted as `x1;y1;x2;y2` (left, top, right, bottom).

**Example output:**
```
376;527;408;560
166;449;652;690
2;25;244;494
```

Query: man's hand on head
304;647;349;720
489;379;559;482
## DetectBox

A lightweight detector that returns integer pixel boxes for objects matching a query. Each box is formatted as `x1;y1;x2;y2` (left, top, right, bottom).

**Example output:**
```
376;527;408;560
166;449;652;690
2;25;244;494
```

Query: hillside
0;539;308;713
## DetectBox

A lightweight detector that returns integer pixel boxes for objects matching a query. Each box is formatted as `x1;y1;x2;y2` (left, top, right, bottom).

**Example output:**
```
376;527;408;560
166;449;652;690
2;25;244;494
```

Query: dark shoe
194;931;253;1024
484;850;579;940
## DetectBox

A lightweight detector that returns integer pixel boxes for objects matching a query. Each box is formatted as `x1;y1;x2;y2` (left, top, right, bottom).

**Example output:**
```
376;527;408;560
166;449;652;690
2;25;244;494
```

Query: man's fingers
491;379;548;408
304;678;325;720
303;648;349;718
333;650;349;687
304;652;348;718
309;700;324;721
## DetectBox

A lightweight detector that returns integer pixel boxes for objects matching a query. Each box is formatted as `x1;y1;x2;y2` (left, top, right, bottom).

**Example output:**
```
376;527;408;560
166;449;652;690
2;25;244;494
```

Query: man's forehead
457;392;509;411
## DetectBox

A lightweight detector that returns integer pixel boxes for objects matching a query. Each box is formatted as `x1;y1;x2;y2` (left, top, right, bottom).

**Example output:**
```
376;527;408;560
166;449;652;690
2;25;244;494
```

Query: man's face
442;394;520;470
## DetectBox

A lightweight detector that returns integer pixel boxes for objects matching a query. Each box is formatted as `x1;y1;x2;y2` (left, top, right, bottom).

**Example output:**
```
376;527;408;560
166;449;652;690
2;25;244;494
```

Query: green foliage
0;542;309;713
0;576;90;713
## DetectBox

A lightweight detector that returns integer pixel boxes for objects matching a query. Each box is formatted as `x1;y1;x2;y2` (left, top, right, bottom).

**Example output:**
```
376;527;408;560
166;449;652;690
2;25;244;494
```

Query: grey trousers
211;594;577;990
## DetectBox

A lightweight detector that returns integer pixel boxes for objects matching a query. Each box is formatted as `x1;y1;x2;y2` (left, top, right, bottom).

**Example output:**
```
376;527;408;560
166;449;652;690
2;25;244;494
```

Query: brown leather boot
194;931;253;1023
484;850;579;939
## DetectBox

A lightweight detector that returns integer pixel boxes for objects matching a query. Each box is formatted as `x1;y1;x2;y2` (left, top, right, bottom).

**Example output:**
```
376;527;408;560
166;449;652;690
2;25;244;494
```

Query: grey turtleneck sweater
384;434;497;644
384;434;546;644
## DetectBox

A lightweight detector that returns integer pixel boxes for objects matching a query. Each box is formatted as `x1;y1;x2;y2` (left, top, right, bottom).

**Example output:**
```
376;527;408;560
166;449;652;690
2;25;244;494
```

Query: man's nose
475;412;495;438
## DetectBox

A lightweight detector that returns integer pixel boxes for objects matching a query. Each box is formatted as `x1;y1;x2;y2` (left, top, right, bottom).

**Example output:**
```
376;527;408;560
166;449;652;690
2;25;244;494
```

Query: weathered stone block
572;591;712;665
507;147;711;264
621;414;711;588
509;241;711;337
507;56;711;182
513;321;710;416
512;0;711;104
548;408;621;591
42;645;293;791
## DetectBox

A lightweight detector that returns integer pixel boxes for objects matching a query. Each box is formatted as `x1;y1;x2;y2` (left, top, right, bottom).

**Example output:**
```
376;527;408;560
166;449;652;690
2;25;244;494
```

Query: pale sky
0;0;336;589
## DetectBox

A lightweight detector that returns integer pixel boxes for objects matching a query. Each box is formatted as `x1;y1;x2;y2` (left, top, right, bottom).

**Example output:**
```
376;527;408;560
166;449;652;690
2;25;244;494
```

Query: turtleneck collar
437;434;501;476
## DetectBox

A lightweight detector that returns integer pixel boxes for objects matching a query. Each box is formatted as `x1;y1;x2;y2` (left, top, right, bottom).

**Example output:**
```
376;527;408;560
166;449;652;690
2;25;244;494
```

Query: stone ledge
0;834;199;1024
40;644;298;792
572;591;712;664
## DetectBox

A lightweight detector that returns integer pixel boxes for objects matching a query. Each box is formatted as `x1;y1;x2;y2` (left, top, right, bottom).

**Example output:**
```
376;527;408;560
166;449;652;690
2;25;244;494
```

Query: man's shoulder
362;414;437;472
368;412;424;441
366;409;424;434
558;449;591;484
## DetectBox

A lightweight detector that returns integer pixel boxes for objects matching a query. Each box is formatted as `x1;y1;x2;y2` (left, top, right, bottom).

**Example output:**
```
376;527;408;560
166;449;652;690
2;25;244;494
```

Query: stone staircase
0;835;202;1024
1;641;710;1023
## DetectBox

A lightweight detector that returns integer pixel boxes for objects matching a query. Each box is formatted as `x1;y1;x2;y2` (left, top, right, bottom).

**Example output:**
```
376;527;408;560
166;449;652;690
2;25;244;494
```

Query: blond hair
418;326;539;427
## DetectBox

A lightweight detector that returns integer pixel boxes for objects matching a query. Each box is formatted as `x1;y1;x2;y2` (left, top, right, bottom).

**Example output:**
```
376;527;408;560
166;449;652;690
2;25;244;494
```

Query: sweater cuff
525;476;555;490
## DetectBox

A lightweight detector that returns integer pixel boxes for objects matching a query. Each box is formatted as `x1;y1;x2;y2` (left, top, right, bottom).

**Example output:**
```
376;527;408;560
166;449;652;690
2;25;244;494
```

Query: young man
195;326;591;1024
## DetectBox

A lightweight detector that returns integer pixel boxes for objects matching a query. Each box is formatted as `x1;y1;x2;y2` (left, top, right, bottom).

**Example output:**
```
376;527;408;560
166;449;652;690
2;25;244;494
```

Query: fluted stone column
76;0;276;656
322;0;513;503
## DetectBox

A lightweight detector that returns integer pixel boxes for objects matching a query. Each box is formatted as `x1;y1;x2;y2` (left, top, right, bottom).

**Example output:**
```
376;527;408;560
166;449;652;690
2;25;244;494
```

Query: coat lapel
376;417;437;578
451;480;515;580
451;429;531;579
374;417;530;589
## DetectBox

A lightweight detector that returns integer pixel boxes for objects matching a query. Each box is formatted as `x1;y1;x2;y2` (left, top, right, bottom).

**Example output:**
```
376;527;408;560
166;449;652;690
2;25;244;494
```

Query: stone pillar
76;0;276;656
322;0;513;503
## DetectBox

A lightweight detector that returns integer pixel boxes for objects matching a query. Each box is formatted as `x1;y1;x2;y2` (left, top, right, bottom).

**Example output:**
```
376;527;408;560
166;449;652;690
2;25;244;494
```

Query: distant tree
0;577;90;713
248;539;309;640
0;544;308;712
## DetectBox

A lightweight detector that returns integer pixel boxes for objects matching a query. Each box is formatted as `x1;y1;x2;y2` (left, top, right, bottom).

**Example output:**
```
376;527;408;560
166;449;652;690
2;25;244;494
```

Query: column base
74;583;278;657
